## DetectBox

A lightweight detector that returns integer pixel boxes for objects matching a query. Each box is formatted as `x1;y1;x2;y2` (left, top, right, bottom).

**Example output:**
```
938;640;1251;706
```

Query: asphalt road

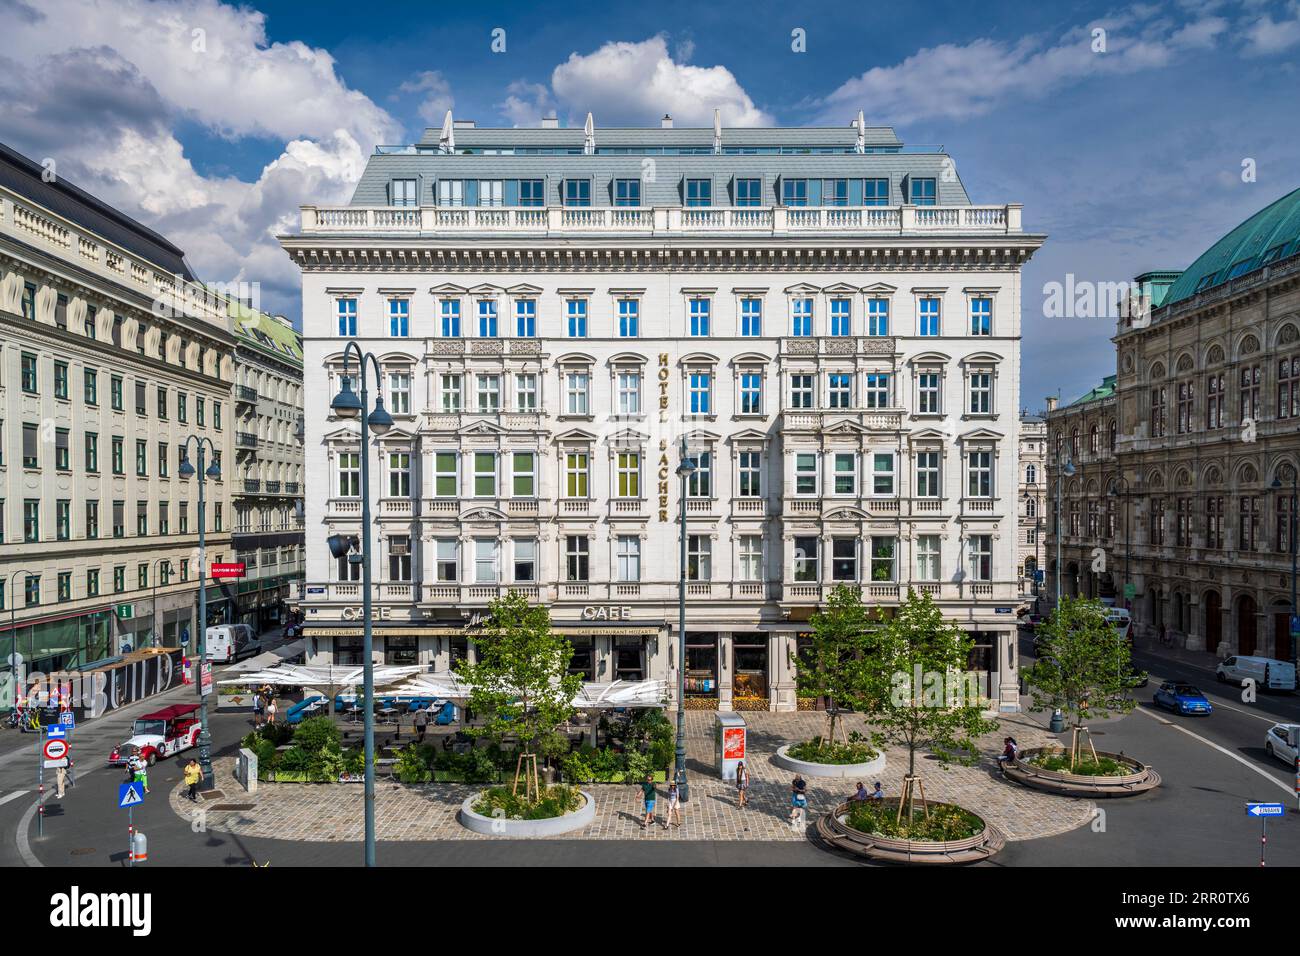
3;632;1297;867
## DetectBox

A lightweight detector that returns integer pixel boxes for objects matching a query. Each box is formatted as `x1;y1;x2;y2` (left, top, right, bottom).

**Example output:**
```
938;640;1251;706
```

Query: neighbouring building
0;142;237;682
282;113;1045;712
230;305;306;631
1048;187;1300;660
1018;412;1046;598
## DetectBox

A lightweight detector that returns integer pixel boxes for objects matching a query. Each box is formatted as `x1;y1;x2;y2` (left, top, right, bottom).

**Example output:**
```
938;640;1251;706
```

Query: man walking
640;774;658;831
414;705;429;744
183;758;202;801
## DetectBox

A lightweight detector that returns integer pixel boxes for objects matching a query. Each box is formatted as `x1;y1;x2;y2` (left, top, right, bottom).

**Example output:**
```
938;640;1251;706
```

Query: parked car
108;704;201;765
206;624;261;663
1216;655;1297;691
1152;681;1213;715
1264;723;1300;767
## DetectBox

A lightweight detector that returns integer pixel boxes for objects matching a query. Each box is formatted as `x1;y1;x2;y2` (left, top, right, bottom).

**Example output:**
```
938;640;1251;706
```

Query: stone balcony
781;408;905;432
299;203;1024;238
780;336;897;358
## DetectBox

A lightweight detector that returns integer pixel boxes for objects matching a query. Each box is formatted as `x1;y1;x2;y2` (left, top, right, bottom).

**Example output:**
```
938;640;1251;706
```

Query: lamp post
6;569;39;716
674;438;697;803
179;435;222;790
1107;476;1131;612
1270;470;1298;670
1055;457;1076;607
327;342;393;867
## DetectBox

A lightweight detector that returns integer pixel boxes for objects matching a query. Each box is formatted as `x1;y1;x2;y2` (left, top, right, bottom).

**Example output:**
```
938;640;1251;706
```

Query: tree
796;584;874;746
452;592;582;800
861;589;997;823
1023;596;1139;767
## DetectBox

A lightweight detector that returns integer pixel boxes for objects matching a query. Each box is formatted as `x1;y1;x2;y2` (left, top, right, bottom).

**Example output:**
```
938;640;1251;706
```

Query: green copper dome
1165;187;1300;305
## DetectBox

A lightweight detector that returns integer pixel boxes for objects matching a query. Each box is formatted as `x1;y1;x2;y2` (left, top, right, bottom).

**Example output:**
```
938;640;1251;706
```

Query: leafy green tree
861;589;997;822
797;584;875;746
1023;597;1139;767
452;592;581;798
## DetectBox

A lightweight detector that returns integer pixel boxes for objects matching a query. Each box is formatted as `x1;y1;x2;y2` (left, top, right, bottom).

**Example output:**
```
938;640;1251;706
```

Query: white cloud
1241;1;1300;54
497;80;556;127
398;71;455;126
544;36;772;127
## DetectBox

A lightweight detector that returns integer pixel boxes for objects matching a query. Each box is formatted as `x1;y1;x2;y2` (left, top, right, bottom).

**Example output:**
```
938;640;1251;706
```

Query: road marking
1135;707;1295;798
0;790;28;807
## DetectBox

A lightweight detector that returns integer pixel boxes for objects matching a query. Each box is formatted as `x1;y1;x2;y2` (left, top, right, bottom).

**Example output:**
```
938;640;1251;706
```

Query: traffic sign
45;725;68;741
1123;583;1137;600
1246;802;1284;817
58;711;74;729
43;739;68;762
118;782;145;809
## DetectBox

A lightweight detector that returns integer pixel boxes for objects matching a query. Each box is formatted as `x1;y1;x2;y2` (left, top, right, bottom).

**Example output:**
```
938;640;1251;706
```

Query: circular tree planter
1002;747;1160;797
816;801;1006;864
773;744;886;779
458;790;595;837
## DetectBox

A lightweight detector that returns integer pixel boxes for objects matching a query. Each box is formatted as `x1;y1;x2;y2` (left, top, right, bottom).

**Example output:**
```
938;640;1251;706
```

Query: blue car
1152;681;1213;715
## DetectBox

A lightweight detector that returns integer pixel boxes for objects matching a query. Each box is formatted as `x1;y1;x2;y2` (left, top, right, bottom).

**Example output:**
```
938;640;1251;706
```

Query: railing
265;480;282;493
380;499;413;516
236;432;259;449
782;408;904;431
235;385;259;402
300;203;1024;237
286;482;300;494
243;479;261;493
732;498;766;515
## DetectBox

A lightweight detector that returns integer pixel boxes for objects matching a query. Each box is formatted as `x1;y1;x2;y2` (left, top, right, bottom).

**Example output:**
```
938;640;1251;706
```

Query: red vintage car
108;703;202;766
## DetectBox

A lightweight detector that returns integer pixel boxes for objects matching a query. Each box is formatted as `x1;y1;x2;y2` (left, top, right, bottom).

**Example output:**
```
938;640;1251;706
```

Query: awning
217;663;424;688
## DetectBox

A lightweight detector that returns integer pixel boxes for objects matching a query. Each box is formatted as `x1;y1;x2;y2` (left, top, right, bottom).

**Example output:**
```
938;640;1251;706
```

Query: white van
1216;655;1297;691
205;624;260;664
1104;607;1132;643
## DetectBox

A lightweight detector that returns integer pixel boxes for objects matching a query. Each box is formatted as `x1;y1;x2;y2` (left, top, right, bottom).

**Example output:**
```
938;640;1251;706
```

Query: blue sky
2;0;1299;408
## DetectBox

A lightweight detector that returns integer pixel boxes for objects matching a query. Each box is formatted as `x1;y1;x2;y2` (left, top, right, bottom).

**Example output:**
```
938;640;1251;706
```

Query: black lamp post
1270;469;1298;670
327;342;393;867
674;438;697;802
1108;476;1132;612
179;436;222;790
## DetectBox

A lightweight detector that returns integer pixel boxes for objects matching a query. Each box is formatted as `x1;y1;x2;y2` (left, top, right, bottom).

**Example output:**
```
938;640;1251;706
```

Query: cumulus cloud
398;70;455;126
540;36;771;128
497;79;556;127
1241;0;1300;53
0;0;400;319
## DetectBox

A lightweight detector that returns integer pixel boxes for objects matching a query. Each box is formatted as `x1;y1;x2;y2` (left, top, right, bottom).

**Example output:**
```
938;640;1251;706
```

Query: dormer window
910;177;937;206
735;178;762;206
686;179;712;207
864;178;889;206
563;180;591;207
390;179;417;207
615;179;641;206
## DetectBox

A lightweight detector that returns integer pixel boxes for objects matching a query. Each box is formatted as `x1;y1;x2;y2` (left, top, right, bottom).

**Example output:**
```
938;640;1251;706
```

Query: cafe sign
581;605;632;621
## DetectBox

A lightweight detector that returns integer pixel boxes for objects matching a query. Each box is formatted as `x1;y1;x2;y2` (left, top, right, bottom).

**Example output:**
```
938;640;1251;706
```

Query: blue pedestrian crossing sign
1246;802;1284;817
118;782;145;809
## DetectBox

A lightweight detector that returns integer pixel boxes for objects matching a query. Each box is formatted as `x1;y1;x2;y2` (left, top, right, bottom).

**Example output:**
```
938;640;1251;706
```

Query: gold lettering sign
659;452;670;521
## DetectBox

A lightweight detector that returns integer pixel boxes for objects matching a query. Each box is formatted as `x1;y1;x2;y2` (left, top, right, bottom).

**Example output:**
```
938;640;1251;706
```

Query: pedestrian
664;780;682;828
183;759;202;802
413;705;429;744
869;781;884;802
735;760;750;808
252;691;264;728
55;764;68;800
997;736;1019;768
852;781;869;802
130;750;150;795
640;774;658;831
789;774;808;828
265;696;278;726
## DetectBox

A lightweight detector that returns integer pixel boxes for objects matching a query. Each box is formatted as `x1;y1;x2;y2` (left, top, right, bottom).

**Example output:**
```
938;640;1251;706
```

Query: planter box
773;744;886;779
816;801;1006;864
459;790;595;837
1003;747;1160;797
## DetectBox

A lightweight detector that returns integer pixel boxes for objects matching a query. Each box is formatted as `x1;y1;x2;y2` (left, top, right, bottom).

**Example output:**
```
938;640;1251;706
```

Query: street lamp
674;438;697;803
328;343;392;868
1055;457;1076;606
1107;476;1131;612
179;436;222;791
1270;469;1298;671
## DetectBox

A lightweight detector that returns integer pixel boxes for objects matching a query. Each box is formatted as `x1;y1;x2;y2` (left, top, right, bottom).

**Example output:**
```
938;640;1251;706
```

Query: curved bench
815;801;1006;864
1001;748;1161;797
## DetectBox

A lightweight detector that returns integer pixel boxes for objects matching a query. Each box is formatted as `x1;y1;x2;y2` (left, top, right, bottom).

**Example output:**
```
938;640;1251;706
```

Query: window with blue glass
563;180;591;207
390;179;417;207
689;298;711;337
822;179;849;206
515;299;536;337
477;299;498;337
615;179;641;206
440;299;461;337
740;373;763;414
829;298;851;336
867;298;889;336
919;297;940;336
519;180;544;207
792;298;813;336
618;299;639;337
865;373;890;409
863;178;889;206
336;298;357;337
782;179;809;206
735;178;762;206
566;299;588;337
740;298;762;336
688;372;712;414
685;179;712;207
970;297;992;336
387;299;409;337
910;177;937;206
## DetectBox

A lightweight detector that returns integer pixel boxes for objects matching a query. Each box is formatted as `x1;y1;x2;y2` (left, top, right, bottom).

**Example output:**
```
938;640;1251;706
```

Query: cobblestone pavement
171;711;1094;843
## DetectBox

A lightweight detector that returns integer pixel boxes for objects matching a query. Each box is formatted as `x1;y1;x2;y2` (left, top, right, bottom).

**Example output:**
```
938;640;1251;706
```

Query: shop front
731;633;769;711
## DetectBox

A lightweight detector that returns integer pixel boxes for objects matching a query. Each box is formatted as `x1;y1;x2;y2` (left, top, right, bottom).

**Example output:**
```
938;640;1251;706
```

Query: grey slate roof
0;141;197;281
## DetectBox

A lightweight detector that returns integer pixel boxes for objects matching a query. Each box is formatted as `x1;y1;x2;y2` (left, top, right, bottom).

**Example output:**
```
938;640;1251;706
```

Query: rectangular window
55;429;70;470
434;452;458;496
688;451;712;497
111;437;123;475
514;299;536;337
23;500;39;542
512;452;536;497
617;535;641;581
739;451;761;497
390;178;416;206
966;535;992;580
563;179;590;206
515;373;538;411
136;500;148;536
135;440;147;476
135;381;147;416
473;539;496;583
739;535;763;580
111;375;123;411
513;540;537;582
1240;496;1260;551
84;369;98;405
22;424;40;468
113;566;125;592
197;397;206;427
870;537;897;582
782;179;809;207
387;372;411;415
617;298;639;337
87;569;100;598
388;452;411;497
970;297;992;336
440;300;461;337
1150;386;1168;437
157;441;169;477
476;180;503;207
689;298;711;336
177;393;187;423
688;372;712;415
833;453;857;496
54;361;69;400
1176;380;1194;434
687;535;711;580
740;372;763;415
473;452;497;497
616;371;641;415
337;451;360;497
565;453;589;498
873;453;896;496
566;299;588;338
791;298;813;337
910;177;937;205
475;299;497;337
864;373;890;409
179;501;188;534
829;298;851;336
213;402;221;430
740;297;762;337
685;179;712;207
967;451;993;498
916;451;941;497
735;178;762;206
867;298;889;336
437;179;464;206
616;452;640;498
916;535;941;580
566;536;590;581
519;180;544;206
863;178;889;206
387;298;409;337
21;353;37;393
614;178;641;206
828;373;852;409
436;539;458;581
822;178;849;206
476;374;500;412
919;297;941;336
918;372;941;414
790;374;813;409
157;386;168;419
795;453;819;495
55;500;70;541
969;372;992;414
564;371;589;415
440;374;461;412
56;572;71;602
336;298;357;337
794;536;818;581
86;501;99;539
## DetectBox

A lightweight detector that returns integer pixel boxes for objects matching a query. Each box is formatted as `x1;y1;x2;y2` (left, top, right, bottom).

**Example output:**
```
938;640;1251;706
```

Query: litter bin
714;712;747;783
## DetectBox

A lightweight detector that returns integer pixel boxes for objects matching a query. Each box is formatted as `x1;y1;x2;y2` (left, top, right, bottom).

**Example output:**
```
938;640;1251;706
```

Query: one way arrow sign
1246;802;1284;817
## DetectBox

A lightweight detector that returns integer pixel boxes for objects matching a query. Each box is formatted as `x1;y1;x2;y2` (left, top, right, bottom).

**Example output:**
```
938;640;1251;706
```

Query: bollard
132;830;148;863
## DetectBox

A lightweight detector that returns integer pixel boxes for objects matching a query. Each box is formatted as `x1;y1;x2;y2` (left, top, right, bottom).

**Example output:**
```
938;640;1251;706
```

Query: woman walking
735;760;750;808
789;774;807;828
664;780;682;828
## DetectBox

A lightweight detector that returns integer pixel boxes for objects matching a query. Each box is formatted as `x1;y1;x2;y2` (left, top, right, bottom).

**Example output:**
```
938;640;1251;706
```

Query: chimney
661;114;673;129
541;113;559;129
1045;396;1059;413
452;119;476;129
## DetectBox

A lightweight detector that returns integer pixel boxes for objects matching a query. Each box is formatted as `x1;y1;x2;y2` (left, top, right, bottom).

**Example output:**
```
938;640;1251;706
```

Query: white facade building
282;116;1044;712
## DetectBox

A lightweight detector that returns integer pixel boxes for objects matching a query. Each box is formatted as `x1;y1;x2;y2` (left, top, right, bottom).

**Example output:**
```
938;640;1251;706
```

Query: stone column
1184;595;1205;651
717;632;734;711
997;630;1020;713
770;632;796;712
1219;606;1234;656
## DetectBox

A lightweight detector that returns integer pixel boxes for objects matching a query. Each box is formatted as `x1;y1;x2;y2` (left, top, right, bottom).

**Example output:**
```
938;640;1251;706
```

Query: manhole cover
69;848;96;856
210;804;254;811
198;790;227;802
